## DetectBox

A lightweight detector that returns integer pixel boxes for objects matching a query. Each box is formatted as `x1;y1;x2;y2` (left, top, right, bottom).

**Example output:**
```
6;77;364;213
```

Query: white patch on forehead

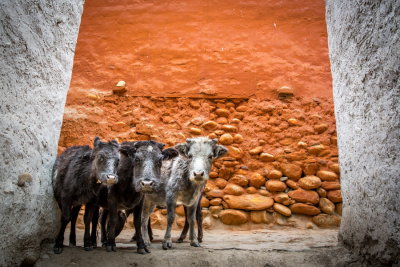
147;146;153;152
189;141;213;156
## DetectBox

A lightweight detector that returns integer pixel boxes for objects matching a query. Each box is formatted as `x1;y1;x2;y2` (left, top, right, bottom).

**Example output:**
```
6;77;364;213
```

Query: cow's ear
119;145;135;158
94;136;101;147
162;148;179;160
111;139;119;146
175;143;188;157
213;144;228;159
157;142;166;150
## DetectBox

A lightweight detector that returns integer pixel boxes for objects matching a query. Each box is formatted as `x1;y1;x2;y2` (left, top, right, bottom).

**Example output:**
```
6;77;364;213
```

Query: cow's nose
193;171;204;178
106;175;117;184
141;180;154;187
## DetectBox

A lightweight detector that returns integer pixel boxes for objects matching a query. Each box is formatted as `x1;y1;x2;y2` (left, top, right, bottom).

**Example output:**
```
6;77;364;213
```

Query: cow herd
52;137;227;254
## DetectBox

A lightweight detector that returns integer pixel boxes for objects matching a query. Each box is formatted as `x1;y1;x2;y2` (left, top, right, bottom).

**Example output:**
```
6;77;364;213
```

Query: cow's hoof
101;242;107;248
92;243;98;249
199;238;203;243
190;241;201;247
106;245;116;252
53;246;63;254
84;246;93;251
177;238;184;243
130;236;136;242
162;240;172;250
137;246;150;254
69;242;76;247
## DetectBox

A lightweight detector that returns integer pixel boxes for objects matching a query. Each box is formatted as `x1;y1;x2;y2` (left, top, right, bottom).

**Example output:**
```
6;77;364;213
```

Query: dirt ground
36;228;364;267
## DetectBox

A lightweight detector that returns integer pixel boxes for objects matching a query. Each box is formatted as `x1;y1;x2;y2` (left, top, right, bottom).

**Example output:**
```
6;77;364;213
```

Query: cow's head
91;137;120;185
175;137;227;183
125;141;178;193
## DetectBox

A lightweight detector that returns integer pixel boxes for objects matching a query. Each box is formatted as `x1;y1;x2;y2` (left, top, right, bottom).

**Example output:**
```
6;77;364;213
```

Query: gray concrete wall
326;1;400;265
0;1;83;265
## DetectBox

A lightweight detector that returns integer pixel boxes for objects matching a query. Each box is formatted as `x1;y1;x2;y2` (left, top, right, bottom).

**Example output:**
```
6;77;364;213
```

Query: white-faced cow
140;137;227;249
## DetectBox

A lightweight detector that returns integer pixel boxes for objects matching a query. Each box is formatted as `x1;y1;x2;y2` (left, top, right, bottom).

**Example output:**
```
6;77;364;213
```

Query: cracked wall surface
326;1;400;265
0;1;83;265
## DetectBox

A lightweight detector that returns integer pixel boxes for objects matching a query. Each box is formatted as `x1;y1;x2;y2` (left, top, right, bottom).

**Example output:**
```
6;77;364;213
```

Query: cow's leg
106;206;118;252
196;197;203;243
162;196;177;250
125;209;138;242
91;206;99;248
141;198;155;247
131;218;152;242
100;209;108;247
83;203;95;251
69;205;80;247
148;218;153;241
54;202;71;254
177;206;189;243
133;199;150;254
187;204;200;247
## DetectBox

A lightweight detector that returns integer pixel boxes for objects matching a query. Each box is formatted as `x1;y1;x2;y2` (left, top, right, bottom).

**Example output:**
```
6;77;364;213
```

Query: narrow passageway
0;0;398;266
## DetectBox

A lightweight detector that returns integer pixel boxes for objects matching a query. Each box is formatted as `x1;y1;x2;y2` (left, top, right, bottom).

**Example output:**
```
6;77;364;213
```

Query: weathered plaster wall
326;1;400;265
0;1;83;265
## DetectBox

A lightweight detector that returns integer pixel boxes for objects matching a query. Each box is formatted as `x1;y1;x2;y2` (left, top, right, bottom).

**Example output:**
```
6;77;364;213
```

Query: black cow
52;137;119;254
97;140;178;253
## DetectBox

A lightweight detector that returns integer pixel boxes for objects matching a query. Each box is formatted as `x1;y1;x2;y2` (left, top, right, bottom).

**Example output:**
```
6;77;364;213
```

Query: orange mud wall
60;0;341;230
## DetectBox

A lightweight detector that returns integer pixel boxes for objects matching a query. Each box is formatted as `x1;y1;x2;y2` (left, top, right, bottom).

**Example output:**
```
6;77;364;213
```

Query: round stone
298;175;322;190
319;197;335;214
267;169;282;179
317;170;339;181
273;203;292;217
288;188;320;204
233;134;244;144
219;209;248;225
223;183;246;196
223;194;274;211
266;180;287;192
248;172;266;188
219;133;233;145
290;203;321;216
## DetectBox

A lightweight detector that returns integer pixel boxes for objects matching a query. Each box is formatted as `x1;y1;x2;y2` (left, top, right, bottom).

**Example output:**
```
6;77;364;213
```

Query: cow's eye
188;154;193;159
208;155;213;160
115;159;119;166
98;155;104;162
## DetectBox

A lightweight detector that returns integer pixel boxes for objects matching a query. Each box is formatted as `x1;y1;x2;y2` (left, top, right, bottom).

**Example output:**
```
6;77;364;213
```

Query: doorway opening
57;0;341;251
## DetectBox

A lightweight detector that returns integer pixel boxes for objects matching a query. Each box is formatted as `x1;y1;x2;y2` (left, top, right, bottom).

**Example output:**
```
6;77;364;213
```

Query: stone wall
326;1;400;265
59;91;342;230
0;1;83;265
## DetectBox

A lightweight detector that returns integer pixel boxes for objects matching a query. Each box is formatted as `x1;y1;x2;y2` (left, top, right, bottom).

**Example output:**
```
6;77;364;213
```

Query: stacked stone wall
59;88;341;229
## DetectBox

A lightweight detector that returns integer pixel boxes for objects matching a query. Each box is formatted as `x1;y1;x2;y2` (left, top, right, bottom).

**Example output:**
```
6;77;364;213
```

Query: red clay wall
61;0;340;230
69;0;332;99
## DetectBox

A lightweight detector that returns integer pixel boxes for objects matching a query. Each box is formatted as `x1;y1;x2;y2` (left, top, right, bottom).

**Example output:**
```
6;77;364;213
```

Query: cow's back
52;145;91;204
